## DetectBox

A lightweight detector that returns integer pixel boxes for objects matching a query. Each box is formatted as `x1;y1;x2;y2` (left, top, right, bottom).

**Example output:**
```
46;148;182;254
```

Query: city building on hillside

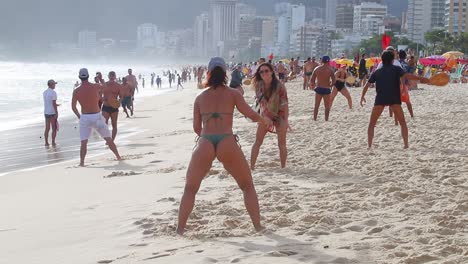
353;2;387;33
209;0;239;56
445;0;468;34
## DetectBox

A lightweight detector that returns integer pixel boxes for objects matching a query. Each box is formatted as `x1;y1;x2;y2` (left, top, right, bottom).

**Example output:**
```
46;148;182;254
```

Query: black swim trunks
335;81;345;91
102;105;119;114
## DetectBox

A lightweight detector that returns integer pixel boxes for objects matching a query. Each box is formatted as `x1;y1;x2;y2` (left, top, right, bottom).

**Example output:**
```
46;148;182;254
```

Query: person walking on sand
43;79;59;146
309;56;335;121
360;51;429;149
102;71;122;141
250;62;290;170
120;77;133;118
72;68;121;166
156;75;162;89
177;57;270;235
126;69;138;94
177;74;184;90
331;65;353;109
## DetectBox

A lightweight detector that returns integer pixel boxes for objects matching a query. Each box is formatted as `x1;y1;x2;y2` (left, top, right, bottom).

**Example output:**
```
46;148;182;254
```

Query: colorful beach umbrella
419;55;446;66
332;58;354;67
442;51;464;59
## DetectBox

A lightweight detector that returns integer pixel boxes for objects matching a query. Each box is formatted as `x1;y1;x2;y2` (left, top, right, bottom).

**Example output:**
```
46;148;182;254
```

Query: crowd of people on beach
43;44;465;235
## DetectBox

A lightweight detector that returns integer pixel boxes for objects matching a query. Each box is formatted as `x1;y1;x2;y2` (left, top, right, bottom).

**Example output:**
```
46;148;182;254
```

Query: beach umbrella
334;59;354;66
419;55;446;66
442;51;464;59
279;59;290;64
365;58;376;68
458;58;468;64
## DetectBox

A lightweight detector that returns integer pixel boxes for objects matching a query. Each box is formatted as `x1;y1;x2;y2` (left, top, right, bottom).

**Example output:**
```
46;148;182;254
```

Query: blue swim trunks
314;87;331;95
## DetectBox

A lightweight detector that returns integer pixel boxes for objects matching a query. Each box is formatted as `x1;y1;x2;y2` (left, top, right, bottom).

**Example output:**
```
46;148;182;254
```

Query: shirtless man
71;68;121;166
102;71;122;140
277;61;287;83
126;69;138;94
303;57;318;90
309;56;335;121
121;78;134;117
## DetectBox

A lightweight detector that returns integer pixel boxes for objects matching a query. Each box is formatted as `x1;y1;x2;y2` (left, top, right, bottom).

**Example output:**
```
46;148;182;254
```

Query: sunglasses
259;69;271;74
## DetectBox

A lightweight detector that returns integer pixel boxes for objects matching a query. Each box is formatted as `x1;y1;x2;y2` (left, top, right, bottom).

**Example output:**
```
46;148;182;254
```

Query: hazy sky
1;0;406;47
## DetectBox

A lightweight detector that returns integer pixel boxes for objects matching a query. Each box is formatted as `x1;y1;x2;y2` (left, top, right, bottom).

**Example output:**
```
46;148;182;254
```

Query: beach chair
450;64;465;83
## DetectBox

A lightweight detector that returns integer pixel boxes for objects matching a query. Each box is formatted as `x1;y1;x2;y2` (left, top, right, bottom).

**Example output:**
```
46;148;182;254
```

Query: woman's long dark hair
253;62;279;99
204;66;227;89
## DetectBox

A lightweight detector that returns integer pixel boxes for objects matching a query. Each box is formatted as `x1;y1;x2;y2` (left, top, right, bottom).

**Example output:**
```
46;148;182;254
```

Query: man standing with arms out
359;53;368;87
43;79;59;146
102;71;122;141
360;51;428;149
72;68;121;167
309;56;335;121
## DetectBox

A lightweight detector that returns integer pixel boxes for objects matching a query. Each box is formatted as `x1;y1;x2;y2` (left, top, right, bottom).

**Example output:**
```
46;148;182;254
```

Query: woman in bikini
331;65;353;109
250;63;290;170
177;57;269;235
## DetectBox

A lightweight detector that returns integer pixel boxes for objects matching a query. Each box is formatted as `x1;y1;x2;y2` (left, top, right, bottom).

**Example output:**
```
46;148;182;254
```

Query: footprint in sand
143;253;172;260
104;171;141;178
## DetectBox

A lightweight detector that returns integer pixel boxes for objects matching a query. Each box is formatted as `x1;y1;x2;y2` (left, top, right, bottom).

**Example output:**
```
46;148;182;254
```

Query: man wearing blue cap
309;56;335;121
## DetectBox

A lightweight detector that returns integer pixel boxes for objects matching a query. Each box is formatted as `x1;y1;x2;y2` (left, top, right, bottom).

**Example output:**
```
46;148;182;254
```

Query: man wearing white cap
43;79;59;146
72;68;122;166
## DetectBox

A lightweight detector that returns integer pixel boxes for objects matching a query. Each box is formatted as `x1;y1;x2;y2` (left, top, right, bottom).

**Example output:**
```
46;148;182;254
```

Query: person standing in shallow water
177;57;270;235
43;79;59;146
360;50;429;149
250;62;290;170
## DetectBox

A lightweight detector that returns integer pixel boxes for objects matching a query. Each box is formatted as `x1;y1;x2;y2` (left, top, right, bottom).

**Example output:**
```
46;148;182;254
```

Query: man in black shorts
359;53;368;87
360;50;428;149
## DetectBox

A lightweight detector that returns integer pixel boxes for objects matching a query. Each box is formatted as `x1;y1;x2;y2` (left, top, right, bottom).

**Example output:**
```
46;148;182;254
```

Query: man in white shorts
72;68;122;166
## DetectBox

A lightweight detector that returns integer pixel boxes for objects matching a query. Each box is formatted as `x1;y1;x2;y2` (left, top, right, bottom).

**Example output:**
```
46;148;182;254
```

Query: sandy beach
1;80;467;264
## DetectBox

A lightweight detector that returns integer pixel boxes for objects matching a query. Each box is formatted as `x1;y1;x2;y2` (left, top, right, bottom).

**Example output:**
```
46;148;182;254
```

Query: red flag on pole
382;33;391;50
268;53;274;61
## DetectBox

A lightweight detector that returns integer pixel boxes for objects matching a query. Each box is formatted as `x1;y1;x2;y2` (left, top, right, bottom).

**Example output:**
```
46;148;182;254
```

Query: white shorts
79;113;111;141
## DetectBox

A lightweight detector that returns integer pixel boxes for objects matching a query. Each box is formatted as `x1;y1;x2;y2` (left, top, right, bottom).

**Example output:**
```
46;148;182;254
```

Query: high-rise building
407;0;432;43
209;0;239;56
238;15;256;47
194;14;210;57
137;23;159;49
353;2;387;33
78;30;97;53
431;0;446;29
277;15;291;56
261;17;277;56
291;4;306;31
362;15;385;35
445;0;468;34
238;3;256;16
325;0;337;27
336;2;354;30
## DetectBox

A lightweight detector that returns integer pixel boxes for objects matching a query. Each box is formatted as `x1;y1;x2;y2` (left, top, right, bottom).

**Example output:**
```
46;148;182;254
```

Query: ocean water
0;62;178;132
0;61;184;176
